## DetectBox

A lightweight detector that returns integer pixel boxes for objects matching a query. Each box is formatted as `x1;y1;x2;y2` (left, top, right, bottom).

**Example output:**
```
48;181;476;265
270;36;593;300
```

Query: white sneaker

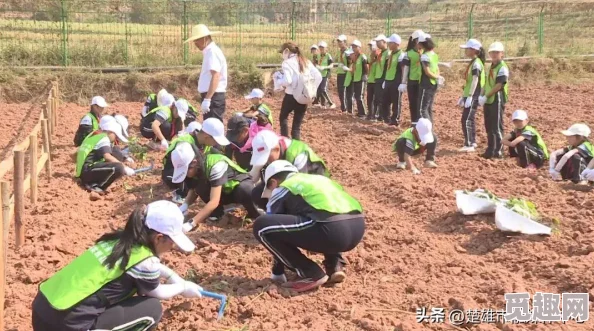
328;104;337;109
472;143;478;148
396;162;406;170
459;146;476;153
424;160;438;168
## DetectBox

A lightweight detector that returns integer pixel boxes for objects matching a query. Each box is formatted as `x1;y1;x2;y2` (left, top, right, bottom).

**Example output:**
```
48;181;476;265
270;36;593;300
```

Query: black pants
161;164;199;198
353;81;366;116
408;80;421;125
32;296;162;331
337;74;346;112
195;179;261;219
557;154;589;183
509;141;545;168
316;77;334;106
200;92;226;121
140;119;173;141
280;94;308;140
253;215;365;279
80;162;125;191
461;97;478;147
395;136;437;162
418;86;437;123
366;83;376;119
344;83;354;114
484;96;505;157
374;78;385;118
382;80;402;124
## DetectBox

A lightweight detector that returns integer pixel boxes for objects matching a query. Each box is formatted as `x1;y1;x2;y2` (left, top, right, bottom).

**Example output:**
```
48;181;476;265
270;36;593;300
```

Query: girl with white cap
502;110;548;169
392;118;438;175
373;34;390;118
341;48;356;114
32;200;202;331
381;34;405;125
400;30;424;125
335;34;350;113
73;96;107;147
310;44;319;65
549;123;593;183
366;40;379;120
140;93;189;151
343;40;368;117
314;41;336;109
141;88;167;118
458;39;486;152
417;33;440;123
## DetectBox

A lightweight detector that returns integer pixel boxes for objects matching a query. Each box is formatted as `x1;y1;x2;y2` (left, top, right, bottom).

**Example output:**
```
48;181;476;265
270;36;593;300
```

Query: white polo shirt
198;42;228;94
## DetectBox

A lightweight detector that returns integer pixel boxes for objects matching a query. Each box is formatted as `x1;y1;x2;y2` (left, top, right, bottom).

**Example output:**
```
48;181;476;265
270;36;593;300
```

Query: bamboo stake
0;181;7;331
29;134;38;205
13;150;25;247
48;98;54;135
41;119;52;180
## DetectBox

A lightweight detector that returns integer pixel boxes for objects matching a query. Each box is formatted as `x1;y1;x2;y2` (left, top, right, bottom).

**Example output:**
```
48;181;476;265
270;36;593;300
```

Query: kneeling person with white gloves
392;118;438;175
549;123;593;183
140;93;188;150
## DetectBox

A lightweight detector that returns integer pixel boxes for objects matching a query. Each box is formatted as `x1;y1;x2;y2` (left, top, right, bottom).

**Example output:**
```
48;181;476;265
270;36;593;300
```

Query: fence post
41;119;52;180
47;98;54;135
60;0;68;66
29;134;38;205
290;1;296;41
0;181;8;331
52;97;58;131
468;4;475;39
385;4;392;35
124;6;129;65
183;0;188;65
13;150;25;247
538;5;545;54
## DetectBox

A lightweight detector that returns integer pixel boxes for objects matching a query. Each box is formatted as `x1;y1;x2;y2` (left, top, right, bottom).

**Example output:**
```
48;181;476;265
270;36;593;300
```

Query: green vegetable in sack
506;198;540;220
463;189;501;202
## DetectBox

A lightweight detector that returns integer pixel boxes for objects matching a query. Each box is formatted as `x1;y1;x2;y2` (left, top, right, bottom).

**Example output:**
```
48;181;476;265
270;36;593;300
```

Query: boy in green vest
314;41;336;109
381;34;405;125
418;33;440;124
393;118;438;174
343;40;369;118
140;93;188;150
479;42;510;159
73;96;106;147
252;160;365;292
141;88;168;118
335;34;350;113
341;48;356;114
373;34;389;119
366;41;379;120
502;110;549;169
400;30;424;125
549;123;593;183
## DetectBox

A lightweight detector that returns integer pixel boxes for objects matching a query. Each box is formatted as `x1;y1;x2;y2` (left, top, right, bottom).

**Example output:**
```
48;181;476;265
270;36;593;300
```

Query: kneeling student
253;160;365;292
393;118;437;174
141;93;188;150
549;123;593;183
73;96;106;147
502;110;548;169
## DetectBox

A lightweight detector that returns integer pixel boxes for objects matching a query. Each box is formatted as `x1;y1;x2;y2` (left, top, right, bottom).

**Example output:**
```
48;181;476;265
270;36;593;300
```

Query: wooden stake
29;134;38;205
48;98;54;135
13;150;25;247
0;182;7;331
52;97;58;130
41;119;52;180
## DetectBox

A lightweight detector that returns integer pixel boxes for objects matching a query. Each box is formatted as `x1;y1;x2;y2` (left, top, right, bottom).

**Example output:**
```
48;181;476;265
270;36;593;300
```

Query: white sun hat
511;110;528;121
561;123;591;138
184;24;221;43
336;34;347;42
416;118;434;146
245;88;265;100
387;34;402;44
145;200;195;252
171;142;195;184
460;39;482;51
174;99;189;122
185;121;202;134
351;40;362;48
202;118;230;146
250;130;281;167
488;42;505;53
411;30;424;39
264;160;298;184
91;96;108;108
114;115;129;138
101;118;128;143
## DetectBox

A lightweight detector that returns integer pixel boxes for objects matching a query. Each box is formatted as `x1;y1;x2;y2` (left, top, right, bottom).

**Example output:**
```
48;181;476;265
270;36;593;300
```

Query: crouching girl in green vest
140;92;188;151
502;110;548;169
73;96;106;147
32;200;201;331
253;160;365;292
549;123;593;183
393;118;437;175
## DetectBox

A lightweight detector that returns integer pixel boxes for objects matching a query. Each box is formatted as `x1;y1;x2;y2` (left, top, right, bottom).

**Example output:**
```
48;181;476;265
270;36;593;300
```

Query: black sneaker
481;153;493;159
325;263;346;284
84;184;104;194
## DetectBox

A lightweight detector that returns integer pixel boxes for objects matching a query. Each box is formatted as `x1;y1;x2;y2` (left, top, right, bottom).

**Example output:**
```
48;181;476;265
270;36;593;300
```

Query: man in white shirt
185;24;228;121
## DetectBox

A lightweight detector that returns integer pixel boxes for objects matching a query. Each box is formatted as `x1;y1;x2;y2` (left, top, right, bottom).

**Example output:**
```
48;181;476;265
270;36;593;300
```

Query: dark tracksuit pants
344;83;354;114
484;93;505;157
418;85;437;123
279;94;308;140
316;77;334;107
374;78;385;118
353;81;366;117
395;135;438;162
557;153;589;183
200;92;226;122
408;81;421;125
366;83;376;119
461;97;479;147
509;141;545;168
80;162;125;191
195;179;262;220
337;74;347;112
382;80;402;124
140;119;174;141
253;215;365;279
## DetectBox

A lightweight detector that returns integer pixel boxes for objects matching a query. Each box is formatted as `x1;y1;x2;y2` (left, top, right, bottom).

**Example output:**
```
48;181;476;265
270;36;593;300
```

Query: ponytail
97;207;155;270
280;41;307;73
477;46;486;64
405;36;417;52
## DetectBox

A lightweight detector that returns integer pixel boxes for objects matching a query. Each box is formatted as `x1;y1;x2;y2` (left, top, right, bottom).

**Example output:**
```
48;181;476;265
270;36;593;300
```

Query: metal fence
1;1;593;68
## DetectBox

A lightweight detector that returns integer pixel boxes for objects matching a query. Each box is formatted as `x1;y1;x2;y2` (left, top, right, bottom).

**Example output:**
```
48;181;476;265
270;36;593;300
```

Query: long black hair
477;46;486;64
96;207;156;270
420;39;435;52
405;36;417;52
266;171;292;189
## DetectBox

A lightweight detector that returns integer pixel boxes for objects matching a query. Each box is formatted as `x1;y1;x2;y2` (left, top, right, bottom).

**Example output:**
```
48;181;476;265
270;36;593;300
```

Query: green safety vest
204;153;248;194
485;61;509;104
146;93;158;110
82;113;99;131
352;54;367;82
280;173;362;215
75;132;108;177
407;49;422;82
423;51;439;85
576;141;594;158
463;58;485;97
255;103;274;125
368;59;378;84
147;106;172;123
336;50;348;75
319;53;331;78
344;69;353;87
375;49;389;79
392;128;420;152
285;140;329;176
521;126;549;159
163;134;196;166
385;49;402;81
39;240;154;311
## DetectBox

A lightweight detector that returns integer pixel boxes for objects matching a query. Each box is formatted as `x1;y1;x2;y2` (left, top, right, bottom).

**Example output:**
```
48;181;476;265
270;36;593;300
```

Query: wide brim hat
184;24;221;43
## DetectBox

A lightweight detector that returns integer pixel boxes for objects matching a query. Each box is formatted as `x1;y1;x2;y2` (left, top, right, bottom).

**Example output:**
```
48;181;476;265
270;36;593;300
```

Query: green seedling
506;198;540;220
463;189;503;203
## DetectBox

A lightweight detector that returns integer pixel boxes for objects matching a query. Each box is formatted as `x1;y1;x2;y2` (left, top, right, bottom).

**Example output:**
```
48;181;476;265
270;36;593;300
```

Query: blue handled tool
134;161;154;174
199;290;227;320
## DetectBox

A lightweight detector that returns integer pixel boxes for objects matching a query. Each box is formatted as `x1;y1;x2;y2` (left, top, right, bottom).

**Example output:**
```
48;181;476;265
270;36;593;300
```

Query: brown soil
3;83;594;331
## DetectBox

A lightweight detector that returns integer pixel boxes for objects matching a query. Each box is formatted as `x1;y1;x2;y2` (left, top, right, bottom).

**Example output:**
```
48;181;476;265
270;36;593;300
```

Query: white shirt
198;42;228;94
280;55;320;95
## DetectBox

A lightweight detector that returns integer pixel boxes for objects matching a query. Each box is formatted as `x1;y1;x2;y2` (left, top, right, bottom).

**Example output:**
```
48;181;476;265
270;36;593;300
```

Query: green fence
1;1;593;68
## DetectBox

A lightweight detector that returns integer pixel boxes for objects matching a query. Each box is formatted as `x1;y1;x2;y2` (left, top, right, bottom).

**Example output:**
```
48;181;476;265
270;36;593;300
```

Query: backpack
293;61;321;105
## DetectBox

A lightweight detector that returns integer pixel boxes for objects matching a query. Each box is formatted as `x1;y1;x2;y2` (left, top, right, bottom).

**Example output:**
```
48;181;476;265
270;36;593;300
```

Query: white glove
315;65;322;70
179;203;189;215
382;81;386;89
160;139;169;150
125;157;135;166
398;84;407;93
437;76;445;87
412;168;421;175
201;99;211;114
181;281;203;298
478;96;487;106
457;97;464;108
549;168;562;181
464;97;473;109
342;65;350;71
586;170;594;182
271;273;287;283
581;169;592;181
124;167;135;176
182;221;195;233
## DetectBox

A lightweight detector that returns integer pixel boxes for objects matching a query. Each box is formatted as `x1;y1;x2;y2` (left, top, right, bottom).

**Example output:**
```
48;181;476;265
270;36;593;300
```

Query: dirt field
3;82;594;331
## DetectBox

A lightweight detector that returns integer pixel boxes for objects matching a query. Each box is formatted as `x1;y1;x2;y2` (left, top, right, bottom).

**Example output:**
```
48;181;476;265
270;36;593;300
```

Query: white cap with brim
336;34;347;42
184;24;221;43
561;123;591;138
156;89;168;107
351;40;362;48
102;120;128;144
310;44;318;50
146;200;195;253
512;110;528;121
100;115;115;129
387;34;401;44
416;118;434;146
318;41;328;48
418;33;431;43
202;118;230;146
344;48;354;56
160;93;175;108
174;99;189;122
374;34;388;42
114;115;129;138
185;121;202;134
250;130;280;167
171;142;195;184
91;96;108;108
488;42;505;53
264;160;298;184
245;88;265;100
411;30;424;39
460;39;482;51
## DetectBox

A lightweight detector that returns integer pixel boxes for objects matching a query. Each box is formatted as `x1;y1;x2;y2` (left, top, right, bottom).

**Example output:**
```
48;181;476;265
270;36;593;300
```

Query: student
549;123;593;183
225;115;254;171
381;34;405;126
75;116;135;193
141;89;169;118
141;93;188;150
343;40;368;118
479;42;509;159
335;35;350;113
418;33;440;123
32;200;201;331
458;39;486;152
172;143;262;231
393;118;437;174
502;110;548;169
400;30;424;125
310;44;319;65
366;41;379;121
253;160;365;292
315;41;336;109
249;130;329;210
73;96;106;147
242;88;273;125
373;34;389;119
341;48;356;114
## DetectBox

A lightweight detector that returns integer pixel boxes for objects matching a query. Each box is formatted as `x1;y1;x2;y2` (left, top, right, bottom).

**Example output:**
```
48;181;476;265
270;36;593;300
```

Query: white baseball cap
318;41;328;48
264;160;298;184
91;96;108;108
512;110;528;121
411;30;424;39
460;39;482;51
344;48;354;56
250;130;280;166
114;114;129;138
174;99;188;121
202;118;230;146
374;34;388;42
99;115;115;128
488;42;505;53
351;40;362;48
145;200;195;253
416;118;434;146
562;123;591;138
336;34;347;42
245;88;265;100
156;89;169;107
418;33;431;43
387;34;402;44
160;93;175;108
171;142;195;184
101;118;128;143
310;44;318;50
185;121;202;134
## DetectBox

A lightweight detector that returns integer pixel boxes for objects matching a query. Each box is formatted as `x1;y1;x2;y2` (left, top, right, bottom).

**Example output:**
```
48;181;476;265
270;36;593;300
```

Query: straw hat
185;24;221;43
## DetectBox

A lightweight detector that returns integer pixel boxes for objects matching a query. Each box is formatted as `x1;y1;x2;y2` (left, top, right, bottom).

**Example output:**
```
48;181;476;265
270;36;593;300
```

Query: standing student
276;41;322;140
253;160;365;292
549;123;593;183
479;42;509;159
502;110;548;169
335;34;350;113
141;94;188;150
32;200;201;331
185;24;228;121
341;49;356;114
381;34;405;126
315;41;336;109
400;30;424;125
310;44;319;64
373;34;389;119
418;33;440;123
343;40;368;118
458;39;486;152
393;118;438;174
73;96;106;147
366;43;379;121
